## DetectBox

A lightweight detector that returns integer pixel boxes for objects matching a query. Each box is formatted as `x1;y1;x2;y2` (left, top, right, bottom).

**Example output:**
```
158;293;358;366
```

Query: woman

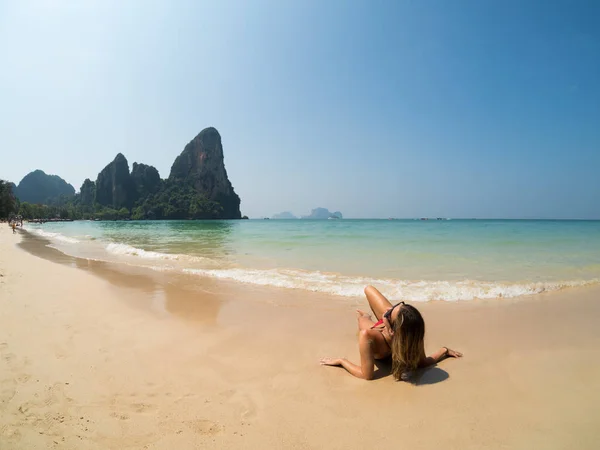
320;285;462;381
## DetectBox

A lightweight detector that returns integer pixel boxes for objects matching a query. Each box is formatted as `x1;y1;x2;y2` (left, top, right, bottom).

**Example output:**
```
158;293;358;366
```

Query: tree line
0;180;17;219
0;179;228;221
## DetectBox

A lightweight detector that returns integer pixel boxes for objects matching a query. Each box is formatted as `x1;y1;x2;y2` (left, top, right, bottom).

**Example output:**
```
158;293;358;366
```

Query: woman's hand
422;347;463;367
320;357;344;366
356;310;376;331
444;347;463;358
356;309;371;319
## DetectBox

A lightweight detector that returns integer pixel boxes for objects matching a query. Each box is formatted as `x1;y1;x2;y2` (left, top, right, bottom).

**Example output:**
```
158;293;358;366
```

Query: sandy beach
1;225;599;449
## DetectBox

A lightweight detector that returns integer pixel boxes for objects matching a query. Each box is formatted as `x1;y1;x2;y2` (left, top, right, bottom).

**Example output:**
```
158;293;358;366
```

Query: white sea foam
182;267;598;301
104;242;213;265
30;229;80;244
105;243;184;260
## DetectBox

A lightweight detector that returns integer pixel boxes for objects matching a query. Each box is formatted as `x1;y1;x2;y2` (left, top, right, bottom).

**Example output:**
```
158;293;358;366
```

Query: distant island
270;208;343;220
272;211;297;219
4;127;243;221
301;207;342;220
301;208;343;220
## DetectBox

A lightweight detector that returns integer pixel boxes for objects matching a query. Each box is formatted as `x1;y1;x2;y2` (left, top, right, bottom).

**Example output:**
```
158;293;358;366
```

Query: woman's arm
419;347;463;368
320;330;376;380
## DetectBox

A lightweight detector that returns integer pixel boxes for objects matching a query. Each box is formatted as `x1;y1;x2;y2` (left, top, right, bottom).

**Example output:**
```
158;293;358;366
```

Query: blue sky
1;0;599;219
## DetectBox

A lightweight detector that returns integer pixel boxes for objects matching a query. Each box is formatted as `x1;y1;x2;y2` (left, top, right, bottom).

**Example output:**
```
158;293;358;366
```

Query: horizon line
257;217;600;221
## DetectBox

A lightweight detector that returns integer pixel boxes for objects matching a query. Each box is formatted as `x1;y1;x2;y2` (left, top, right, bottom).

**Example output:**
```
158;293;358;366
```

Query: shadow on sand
373;358;449;384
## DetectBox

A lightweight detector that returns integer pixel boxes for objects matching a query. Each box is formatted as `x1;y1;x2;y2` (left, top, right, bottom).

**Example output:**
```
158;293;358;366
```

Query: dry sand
1;225;599;449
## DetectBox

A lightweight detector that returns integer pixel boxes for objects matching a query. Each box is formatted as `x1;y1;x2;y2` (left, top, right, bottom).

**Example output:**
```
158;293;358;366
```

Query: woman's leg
364;285;393;320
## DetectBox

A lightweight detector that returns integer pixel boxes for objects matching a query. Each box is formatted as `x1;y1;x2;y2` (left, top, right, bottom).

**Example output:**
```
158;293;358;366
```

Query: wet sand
1;226;599;449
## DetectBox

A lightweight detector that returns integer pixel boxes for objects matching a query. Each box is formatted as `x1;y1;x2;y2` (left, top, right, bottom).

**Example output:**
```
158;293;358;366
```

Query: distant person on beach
11;222;16;234
320;285;462;381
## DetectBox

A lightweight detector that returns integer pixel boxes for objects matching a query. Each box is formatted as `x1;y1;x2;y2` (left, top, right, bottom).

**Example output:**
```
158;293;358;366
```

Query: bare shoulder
359;328;390;359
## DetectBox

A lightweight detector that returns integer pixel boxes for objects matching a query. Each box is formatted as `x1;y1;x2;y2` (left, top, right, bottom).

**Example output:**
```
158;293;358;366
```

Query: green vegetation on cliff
131;182;223;220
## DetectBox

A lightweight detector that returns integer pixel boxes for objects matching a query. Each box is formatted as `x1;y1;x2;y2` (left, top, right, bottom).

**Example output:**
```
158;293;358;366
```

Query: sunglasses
383;301;405;322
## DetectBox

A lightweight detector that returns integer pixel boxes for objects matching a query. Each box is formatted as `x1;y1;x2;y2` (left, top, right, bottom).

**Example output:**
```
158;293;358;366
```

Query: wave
182;268;598;301
29;228;80;244
104;242;214;265
105;242;184;260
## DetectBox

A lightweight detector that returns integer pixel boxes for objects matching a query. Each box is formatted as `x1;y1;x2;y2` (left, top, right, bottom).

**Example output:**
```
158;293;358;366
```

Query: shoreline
23;223;600;303
2;226;600;448
18;227;599;315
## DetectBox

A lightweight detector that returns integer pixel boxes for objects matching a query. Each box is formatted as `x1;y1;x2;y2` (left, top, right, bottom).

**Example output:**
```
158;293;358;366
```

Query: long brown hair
390;304;425;381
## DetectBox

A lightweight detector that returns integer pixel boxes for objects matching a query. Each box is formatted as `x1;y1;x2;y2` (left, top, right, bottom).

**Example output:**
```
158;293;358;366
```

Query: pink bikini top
371;319;384;328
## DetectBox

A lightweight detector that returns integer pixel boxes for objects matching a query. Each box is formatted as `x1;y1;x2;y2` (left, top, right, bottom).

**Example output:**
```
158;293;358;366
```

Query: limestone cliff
12;127;243;220
131;163;161;199
94;154;136;210
78;179;95;207
15;170;75;204
169;127;241;219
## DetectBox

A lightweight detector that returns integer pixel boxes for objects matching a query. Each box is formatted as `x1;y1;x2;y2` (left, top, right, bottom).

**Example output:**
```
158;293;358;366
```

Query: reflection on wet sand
18;231;224;324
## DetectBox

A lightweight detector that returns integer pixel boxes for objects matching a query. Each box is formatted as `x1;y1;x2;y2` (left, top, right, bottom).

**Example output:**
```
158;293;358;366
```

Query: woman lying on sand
320;285;462;380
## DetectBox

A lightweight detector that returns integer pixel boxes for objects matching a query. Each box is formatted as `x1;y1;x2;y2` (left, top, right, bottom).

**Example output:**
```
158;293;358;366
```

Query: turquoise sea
25;219;600;301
